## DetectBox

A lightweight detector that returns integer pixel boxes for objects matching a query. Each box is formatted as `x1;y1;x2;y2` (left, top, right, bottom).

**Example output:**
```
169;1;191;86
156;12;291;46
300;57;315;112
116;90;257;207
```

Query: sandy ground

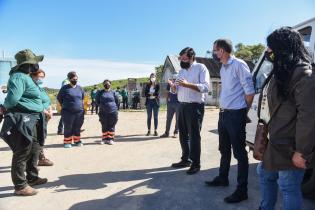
0;108;314;210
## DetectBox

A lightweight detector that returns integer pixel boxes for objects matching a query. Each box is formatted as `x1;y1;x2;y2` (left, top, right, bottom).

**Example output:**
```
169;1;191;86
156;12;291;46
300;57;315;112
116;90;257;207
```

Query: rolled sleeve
196;65;210;93
238;62;255;95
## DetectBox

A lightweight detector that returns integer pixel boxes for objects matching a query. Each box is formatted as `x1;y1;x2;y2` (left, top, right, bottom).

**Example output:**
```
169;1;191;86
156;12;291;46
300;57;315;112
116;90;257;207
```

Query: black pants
99;112;118;140
178;103;204;167
91;100;99;114
5;125;40;190
122;97;128;109
57;116;63;133
218;108;248;192
62;110;84;144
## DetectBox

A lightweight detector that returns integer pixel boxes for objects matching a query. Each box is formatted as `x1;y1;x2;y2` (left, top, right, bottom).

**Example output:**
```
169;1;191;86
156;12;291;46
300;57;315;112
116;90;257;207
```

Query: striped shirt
176;62;210;103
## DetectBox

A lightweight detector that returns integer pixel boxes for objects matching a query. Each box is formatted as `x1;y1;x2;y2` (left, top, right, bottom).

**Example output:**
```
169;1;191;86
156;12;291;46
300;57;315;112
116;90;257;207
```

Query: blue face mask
36;79;44;88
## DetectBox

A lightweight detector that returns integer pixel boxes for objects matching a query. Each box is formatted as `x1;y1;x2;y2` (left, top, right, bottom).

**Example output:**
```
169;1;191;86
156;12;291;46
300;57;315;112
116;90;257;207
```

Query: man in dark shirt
160;74;179;138
90;85;99;114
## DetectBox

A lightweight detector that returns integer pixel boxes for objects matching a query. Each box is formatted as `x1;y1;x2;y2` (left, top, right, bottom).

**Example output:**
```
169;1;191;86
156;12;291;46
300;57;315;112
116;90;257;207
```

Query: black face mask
104;84;110;89
212;52;220;63
180;61;191;69
70;80;77;85
265;51;275;63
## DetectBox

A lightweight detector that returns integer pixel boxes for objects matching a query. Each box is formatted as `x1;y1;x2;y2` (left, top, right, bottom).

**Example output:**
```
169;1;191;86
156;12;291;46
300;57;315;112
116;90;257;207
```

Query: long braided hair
267;27;312;98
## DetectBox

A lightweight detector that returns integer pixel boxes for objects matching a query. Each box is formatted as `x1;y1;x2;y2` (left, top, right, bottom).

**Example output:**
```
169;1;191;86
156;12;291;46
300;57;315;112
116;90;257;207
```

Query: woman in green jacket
30;69;54;167
0;49;47;196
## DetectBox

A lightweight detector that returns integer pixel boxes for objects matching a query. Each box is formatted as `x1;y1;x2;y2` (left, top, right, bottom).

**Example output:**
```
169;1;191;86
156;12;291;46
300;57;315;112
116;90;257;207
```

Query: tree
155;65;164;82
234;43;265;63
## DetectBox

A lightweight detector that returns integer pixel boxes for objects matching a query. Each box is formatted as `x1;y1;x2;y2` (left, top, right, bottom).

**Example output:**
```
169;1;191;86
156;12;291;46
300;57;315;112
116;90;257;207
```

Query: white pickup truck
246;17;315;199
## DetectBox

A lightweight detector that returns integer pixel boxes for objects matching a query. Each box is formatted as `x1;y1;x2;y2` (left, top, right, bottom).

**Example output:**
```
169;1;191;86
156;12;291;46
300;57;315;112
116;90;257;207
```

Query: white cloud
40;58;158;88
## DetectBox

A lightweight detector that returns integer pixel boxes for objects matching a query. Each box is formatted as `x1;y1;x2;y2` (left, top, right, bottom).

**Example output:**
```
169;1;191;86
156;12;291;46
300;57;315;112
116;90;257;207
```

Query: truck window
253;60;273;93
298;26;312;48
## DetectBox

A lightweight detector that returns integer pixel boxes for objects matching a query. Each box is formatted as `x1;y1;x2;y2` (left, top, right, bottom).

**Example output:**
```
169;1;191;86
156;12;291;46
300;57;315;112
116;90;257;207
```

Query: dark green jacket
4;72;44;112
0;111;46;146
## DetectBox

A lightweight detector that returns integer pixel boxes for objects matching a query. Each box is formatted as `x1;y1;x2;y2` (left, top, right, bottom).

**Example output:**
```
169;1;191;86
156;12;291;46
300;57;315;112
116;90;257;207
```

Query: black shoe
57;131;64;135
224;189;248;203
205;176;229;187
186;166;200;175
146;131;151;136
171;160;191;168
160;133;169;138
154;131;158;136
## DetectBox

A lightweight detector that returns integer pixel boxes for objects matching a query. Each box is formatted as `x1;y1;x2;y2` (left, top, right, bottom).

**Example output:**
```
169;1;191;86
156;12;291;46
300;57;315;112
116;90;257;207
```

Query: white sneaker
100;140;105;145
108;140;114;145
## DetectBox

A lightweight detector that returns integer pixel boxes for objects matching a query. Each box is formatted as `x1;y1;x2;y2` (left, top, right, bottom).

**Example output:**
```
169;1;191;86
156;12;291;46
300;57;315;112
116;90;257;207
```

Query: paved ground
0;108;314;210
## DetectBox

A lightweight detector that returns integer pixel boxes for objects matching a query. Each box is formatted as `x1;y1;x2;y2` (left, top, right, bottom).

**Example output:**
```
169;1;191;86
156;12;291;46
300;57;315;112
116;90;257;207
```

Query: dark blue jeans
146;99;159;130
178;103;204;167
218;108;248;193
257;163;305;210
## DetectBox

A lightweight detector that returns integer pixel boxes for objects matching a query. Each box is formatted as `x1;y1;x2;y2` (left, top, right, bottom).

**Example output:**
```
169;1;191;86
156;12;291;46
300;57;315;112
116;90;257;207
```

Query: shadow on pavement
48;164;263;210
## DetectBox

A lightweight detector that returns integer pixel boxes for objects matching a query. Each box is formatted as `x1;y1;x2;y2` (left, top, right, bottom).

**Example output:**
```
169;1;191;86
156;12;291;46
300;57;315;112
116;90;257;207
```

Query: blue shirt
96;90;119;113
57;84;84;113
167;84;179;103
176;62;210;103
219;56;255;109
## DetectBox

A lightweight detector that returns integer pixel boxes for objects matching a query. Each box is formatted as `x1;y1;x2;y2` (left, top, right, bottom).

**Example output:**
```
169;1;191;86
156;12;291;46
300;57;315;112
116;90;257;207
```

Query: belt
220;108;246;112
180;102;204;105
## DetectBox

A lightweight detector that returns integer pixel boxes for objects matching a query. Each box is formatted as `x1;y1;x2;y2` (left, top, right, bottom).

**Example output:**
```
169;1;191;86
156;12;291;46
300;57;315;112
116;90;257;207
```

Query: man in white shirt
169;47;210;175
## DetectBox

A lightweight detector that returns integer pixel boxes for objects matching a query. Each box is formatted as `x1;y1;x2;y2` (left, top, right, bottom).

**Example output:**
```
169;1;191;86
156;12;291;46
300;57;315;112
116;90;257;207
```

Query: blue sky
0;0;314;87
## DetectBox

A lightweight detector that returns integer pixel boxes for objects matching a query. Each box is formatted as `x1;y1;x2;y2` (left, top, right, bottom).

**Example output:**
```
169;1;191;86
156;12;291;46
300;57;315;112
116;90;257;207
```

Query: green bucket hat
11;49;44;71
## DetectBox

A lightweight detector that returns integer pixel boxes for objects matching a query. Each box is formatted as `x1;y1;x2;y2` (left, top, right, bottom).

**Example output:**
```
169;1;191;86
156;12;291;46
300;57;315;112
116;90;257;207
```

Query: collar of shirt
223;55;235;68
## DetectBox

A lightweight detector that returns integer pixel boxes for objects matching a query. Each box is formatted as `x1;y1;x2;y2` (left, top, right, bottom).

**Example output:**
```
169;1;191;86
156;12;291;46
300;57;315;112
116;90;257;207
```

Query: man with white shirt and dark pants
205;39;255;203
169;47;210;175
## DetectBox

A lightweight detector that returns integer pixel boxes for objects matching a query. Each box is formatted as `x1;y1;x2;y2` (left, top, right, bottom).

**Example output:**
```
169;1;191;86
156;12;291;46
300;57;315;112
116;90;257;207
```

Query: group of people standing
0;26;315;210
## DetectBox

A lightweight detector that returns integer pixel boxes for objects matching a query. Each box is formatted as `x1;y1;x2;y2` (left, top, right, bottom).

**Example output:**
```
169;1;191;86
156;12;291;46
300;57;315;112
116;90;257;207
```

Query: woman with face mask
0;49;48;196
57;71;85;148
257;27;315;210
95;79;119;145
29;69;54;167
144;73;160;136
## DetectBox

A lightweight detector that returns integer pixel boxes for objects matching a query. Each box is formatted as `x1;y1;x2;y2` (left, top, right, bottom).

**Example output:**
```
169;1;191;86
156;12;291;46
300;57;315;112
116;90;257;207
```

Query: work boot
14;186;38;196
38;158;54;166
28;177;48;186
38;153;54;166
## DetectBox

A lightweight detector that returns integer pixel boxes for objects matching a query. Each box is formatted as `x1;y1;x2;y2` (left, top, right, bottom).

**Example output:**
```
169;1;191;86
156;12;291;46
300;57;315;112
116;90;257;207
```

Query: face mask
265;51;275;63
212;52;221;63
70;80;77;85
104;84;110;89
36;79;44;88
180;61;191;69
150;77;156;83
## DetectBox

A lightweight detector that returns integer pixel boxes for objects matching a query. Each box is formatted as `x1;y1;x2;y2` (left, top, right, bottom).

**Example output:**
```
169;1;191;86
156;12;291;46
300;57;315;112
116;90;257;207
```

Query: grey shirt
219;55;255;109
176;62;210;103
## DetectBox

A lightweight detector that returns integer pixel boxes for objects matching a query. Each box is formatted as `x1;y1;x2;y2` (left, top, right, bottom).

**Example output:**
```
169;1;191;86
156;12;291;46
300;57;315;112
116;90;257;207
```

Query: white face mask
150;77;156;83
